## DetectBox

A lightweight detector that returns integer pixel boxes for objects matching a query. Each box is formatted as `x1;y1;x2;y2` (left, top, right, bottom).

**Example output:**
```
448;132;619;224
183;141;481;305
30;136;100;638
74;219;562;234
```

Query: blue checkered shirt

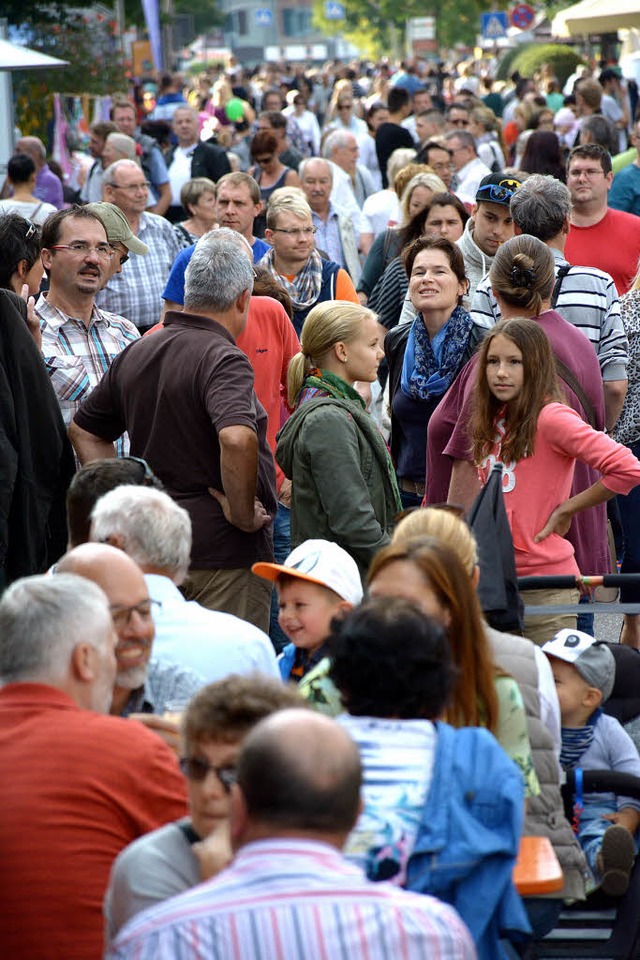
96;212;182;331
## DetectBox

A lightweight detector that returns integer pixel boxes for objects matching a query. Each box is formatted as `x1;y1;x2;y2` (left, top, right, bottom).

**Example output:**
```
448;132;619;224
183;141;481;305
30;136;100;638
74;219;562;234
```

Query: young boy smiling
543;629;640;896
253;539;363;682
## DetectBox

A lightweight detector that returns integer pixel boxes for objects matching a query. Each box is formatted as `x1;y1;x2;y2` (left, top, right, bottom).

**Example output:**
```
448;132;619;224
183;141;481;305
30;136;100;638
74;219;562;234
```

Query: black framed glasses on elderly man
179;757;237;793
109;599;161;629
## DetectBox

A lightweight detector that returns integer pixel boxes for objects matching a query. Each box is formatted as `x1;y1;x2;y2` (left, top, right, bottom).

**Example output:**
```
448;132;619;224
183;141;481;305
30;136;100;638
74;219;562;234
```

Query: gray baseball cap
543;628;616;702
85;202;149;256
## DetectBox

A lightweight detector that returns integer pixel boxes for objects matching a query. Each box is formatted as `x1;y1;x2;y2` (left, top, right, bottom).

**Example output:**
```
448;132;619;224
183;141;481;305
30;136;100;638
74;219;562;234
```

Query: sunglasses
475;183;519;204
24;219;37;240
121;455;160;487
179;757;237;792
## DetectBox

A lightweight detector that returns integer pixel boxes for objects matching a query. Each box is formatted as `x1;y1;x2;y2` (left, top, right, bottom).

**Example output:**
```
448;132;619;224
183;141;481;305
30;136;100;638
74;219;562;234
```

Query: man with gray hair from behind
0;573;187;960
70;229;278;632
90;485;279;680
470;172;629;433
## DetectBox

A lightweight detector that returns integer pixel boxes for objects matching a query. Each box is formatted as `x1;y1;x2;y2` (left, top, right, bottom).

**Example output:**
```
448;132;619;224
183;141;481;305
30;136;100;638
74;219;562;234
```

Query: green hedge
511;43;584;86
496;44;527;82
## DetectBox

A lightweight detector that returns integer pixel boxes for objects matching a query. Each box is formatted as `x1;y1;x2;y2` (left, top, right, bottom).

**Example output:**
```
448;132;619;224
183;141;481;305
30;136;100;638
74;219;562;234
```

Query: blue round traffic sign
510;3;535;29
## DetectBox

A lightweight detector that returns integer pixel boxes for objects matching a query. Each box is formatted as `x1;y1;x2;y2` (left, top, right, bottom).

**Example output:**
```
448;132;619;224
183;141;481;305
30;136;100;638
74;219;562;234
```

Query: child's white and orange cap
252;539;363;606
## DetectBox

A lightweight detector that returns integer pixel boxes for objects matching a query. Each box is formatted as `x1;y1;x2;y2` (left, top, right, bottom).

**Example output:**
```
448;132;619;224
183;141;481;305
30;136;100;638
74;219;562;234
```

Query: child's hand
192;820;233;881
605;808;640;834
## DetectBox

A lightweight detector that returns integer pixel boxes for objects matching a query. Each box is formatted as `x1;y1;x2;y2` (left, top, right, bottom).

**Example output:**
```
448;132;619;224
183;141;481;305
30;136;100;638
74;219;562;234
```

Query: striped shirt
470;247;629;381
312;205;345;268
37;294;139;457
96;212;183;331
108;838;476;960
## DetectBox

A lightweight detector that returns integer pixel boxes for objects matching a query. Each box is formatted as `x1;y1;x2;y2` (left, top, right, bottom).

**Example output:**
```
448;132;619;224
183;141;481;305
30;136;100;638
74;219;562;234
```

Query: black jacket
0;290;75;587
166;141;231;184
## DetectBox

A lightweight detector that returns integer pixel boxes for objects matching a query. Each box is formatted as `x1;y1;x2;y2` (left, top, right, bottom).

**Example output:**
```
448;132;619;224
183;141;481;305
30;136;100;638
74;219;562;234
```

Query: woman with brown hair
249;130;300;237
385;236;477;508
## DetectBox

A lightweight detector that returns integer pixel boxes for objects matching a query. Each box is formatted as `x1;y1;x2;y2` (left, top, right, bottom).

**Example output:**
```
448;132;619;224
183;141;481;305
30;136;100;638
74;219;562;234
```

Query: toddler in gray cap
543;628;640;896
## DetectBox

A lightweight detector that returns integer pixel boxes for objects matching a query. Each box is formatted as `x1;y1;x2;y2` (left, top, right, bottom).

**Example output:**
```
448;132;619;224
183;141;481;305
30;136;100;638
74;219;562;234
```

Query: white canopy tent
0;22;68;188
553;0;640;38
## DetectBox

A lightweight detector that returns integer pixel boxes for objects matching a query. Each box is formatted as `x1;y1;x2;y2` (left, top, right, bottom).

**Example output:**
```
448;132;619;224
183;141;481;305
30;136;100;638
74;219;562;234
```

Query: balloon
225;98;244;122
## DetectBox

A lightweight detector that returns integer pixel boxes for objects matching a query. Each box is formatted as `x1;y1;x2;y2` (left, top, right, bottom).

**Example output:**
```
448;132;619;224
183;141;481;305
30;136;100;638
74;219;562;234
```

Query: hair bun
510;264;536;288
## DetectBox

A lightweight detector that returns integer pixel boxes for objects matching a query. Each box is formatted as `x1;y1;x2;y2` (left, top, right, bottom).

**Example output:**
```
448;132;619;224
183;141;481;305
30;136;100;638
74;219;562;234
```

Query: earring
343;357;348;363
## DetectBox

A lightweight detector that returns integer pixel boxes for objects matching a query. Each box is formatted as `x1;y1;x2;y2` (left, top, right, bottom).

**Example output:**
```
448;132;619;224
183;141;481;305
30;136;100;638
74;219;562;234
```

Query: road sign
325;1;346;20
481;11;509;38
510;3;535;29
255;8;273;26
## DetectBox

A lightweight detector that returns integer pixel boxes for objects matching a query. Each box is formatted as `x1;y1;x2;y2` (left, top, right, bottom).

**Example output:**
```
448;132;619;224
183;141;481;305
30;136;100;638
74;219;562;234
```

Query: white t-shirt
360;190;401;238
338;714;437;886
0;198;57;225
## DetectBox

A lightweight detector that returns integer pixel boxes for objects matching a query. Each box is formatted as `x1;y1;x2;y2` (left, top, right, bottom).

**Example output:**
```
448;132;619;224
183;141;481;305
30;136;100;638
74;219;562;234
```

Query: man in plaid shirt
37;205;142;457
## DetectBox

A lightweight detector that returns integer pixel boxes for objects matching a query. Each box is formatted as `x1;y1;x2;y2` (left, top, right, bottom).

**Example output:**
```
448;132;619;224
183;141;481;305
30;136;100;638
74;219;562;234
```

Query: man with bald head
14;135;64;208
110;710;476;960
56;542;203;716
0;573;186;960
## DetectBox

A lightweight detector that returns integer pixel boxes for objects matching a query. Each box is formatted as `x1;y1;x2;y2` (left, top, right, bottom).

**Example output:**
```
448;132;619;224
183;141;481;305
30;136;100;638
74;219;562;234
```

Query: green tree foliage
510;42;584;86
13;10;127;139
313;0;498;55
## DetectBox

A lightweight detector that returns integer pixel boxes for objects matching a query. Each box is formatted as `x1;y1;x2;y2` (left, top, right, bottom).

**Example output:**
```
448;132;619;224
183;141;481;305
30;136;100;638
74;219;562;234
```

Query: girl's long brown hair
368;537;499;732
471;317;564;466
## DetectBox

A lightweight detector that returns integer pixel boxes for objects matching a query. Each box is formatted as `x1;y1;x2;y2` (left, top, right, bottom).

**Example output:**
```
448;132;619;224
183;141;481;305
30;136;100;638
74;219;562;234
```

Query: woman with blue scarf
385;237;478;508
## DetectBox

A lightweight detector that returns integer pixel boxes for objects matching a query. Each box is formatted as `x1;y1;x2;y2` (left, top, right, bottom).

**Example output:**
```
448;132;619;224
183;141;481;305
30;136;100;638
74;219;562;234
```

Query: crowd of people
3;54;640;960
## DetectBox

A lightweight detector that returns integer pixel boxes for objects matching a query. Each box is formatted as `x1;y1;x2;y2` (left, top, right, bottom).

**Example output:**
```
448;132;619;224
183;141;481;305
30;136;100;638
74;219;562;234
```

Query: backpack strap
555;357;599;430
551;263;572;309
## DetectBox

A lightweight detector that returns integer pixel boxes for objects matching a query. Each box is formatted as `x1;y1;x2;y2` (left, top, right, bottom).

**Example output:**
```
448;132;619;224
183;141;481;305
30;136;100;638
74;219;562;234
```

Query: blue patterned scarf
560;708;602;769
400;305;473;401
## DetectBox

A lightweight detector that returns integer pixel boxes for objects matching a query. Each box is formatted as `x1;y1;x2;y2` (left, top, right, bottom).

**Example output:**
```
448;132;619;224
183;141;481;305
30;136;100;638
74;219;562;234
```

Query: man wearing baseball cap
456;173;520;301
85;201;149;282
253;540;363;684
543;628;640;896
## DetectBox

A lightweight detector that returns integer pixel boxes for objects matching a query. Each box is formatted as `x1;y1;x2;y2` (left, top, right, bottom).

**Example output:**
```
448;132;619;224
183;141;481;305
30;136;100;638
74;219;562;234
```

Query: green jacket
276;396;401;580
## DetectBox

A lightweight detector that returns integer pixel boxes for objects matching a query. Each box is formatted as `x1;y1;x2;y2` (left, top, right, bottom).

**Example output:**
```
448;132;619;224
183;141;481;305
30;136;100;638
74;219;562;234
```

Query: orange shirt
0;683;187;960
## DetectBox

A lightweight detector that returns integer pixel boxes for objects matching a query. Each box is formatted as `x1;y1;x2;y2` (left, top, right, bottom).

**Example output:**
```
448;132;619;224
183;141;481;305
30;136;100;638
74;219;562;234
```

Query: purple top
35;164;64;210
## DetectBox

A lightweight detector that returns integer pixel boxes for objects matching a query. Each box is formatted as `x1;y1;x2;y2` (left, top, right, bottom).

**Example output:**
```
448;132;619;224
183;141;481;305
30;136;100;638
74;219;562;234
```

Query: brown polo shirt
73;311;276;568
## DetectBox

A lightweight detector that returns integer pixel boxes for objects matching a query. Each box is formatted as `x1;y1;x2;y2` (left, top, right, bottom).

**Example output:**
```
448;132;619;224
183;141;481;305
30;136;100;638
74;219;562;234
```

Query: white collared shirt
146;574;280;682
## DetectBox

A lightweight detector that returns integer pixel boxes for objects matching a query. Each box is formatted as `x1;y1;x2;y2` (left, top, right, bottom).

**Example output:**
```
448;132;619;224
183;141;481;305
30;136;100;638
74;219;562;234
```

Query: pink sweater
479;403;640;577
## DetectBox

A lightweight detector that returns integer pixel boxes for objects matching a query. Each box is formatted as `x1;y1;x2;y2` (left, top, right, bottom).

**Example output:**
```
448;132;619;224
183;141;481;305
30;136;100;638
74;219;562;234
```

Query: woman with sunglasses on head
249;130;300;239
0;213;45;349
104;675;302;942
385;236;478;509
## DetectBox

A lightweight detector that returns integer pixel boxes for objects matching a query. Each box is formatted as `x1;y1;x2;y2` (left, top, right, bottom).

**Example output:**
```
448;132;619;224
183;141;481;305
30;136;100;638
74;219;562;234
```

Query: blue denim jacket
406;722;531;960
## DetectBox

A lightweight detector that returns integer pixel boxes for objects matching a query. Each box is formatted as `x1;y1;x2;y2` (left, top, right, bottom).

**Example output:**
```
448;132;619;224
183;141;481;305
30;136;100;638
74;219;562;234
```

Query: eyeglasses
108;181;150;192
475;183;519;204
429;161;454;172
568;167;605;179
179;757;237;793
111;245;129;266
109;599;161;629
24;220;37;240
272;226;316;237
49;242;115;260
121;455;160;486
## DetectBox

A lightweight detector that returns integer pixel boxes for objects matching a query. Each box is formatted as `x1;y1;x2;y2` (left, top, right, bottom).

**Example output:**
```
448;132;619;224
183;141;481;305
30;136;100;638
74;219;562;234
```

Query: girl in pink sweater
471;317;640;639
